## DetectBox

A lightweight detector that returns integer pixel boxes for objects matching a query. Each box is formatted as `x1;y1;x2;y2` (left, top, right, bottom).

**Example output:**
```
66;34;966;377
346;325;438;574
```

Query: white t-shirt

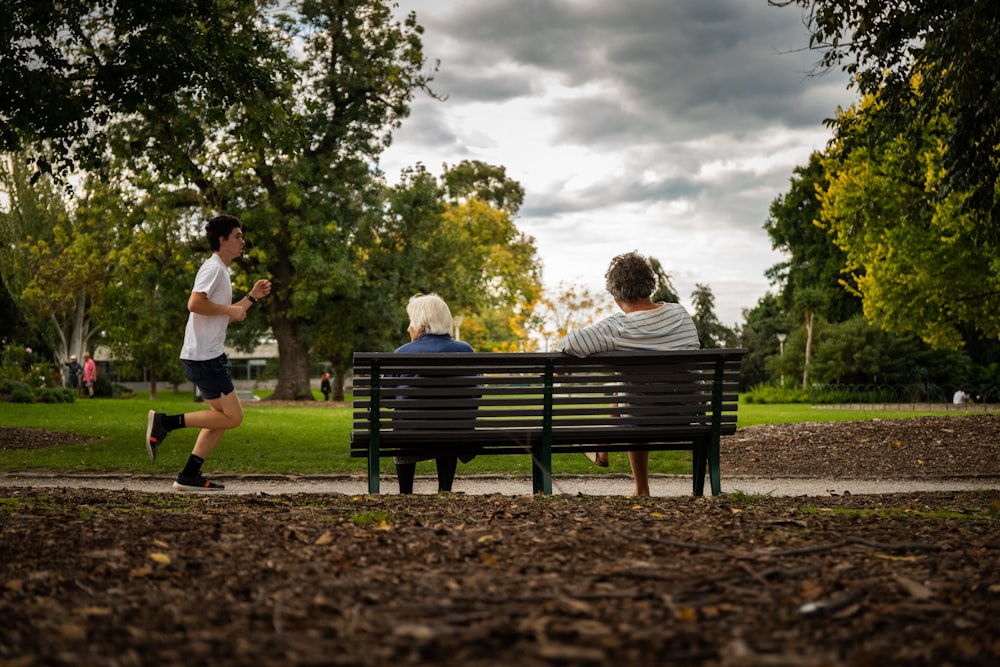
180;254;233;361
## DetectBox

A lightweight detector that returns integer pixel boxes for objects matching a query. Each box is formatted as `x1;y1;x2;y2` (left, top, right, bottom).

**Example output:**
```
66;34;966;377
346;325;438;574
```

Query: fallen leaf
675;606;698;622
315;531;334;545
57;624;86;640
872;553;918;562
73;606;111;616
895;575;934;599
149;552;170;565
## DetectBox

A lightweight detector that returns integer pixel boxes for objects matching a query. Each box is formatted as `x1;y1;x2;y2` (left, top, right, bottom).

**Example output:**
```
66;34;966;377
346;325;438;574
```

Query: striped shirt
554;302;700;357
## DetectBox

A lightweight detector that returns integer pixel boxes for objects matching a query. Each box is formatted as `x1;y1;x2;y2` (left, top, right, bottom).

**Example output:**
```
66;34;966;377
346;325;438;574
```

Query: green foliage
0;0;287;183
743;384;811;404
3;3;546;402
819;95;1000;350
738;293;792;390
649;257;681;304
764;151;861;323
690;283;737;349
34;388;76;404
99;194;198;396
771;0;1000;217
0;157;110;365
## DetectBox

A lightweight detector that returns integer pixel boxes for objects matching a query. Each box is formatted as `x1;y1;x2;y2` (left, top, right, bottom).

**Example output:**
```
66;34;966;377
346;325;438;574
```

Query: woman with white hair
393;293;474;493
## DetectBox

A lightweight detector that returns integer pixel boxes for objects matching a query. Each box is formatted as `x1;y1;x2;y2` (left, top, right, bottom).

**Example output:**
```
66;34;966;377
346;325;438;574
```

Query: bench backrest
351;350;745;458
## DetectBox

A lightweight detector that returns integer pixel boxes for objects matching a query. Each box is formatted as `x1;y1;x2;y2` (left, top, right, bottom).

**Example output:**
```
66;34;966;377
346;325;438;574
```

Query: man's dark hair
605;251;657;302
205;215;242;251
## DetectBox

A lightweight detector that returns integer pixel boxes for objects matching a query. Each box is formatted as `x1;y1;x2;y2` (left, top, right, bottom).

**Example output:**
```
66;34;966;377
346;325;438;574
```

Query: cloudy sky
378;0;857;326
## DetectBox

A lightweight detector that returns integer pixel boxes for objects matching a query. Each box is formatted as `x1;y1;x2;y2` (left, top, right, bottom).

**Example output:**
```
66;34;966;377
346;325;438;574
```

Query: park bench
350;349;746;495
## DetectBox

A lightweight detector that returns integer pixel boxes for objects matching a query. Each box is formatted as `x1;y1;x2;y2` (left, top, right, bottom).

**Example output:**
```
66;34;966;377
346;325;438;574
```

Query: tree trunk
333;366;347;402
333;366;352;401
802;310;814;389
269;315;315;400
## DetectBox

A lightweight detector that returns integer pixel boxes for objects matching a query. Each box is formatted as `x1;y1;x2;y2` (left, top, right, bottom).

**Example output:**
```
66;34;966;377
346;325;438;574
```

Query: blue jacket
395;333;473;354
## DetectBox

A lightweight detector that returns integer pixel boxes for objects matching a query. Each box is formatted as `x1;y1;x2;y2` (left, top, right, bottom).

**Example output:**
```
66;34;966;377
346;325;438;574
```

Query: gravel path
1;471;995;497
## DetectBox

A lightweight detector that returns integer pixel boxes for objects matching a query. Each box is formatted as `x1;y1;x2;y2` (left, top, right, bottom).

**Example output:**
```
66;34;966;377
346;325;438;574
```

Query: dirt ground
2;415;1000;666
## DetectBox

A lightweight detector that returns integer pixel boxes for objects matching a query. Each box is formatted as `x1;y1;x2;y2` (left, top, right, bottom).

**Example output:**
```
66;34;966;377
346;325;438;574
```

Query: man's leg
183;390;244;459
628;450;651;497
172;391;243;490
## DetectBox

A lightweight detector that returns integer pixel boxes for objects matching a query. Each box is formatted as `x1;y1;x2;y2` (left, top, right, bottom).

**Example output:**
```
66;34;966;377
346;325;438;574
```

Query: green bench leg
367;452;380;494
708;437;722;496
532;443;553;494
692;439;707;496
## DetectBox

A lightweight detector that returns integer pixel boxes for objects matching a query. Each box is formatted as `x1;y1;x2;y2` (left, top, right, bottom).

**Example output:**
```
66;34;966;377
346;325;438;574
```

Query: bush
0;379;33;403
744;384;811;404
35;387;76;403
9;387;35;403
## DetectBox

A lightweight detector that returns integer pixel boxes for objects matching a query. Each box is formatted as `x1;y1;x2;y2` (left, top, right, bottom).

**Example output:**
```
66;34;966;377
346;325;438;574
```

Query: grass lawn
0;389;993;477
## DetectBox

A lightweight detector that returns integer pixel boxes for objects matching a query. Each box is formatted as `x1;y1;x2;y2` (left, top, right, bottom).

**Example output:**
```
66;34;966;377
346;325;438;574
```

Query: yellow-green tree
819;92;1000;349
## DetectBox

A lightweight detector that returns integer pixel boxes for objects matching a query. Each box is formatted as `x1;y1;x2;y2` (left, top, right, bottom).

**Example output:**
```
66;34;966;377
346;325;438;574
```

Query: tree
649;257;680;304
690;284;737;349
764;151;861;323
739;293;792;389
770;0;1000;218
807;315;971;388
0;0;286;184
307;161;542;394
529;282;616;352
113;0;437;400
99;200;202;400
0;156;109;368
818;95;1000;350
791;286;826;388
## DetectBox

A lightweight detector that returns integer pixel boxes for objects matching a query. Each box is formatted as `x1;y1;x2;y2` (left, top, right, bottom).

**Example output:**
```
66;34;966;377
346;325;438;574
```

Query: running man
145;214;271;491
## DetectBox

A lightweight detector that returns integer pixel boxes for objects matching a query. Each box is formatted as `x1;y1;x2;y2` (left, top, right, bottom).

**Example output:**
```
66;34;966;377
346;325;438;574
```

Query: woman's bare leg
628;450;651;497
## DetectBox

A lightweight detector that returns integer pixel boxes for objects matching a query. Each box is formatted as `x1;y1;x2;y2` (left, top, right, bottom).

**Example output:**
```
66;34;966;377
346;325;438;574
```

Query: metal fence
809;383;998;409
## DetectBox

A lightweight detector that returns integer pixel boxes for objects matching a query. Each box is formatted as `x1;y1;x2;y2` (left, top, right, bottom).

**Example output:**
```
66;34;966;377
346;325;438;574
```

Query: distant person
65;356;82;391
953;388;969;405
554;251;700;497
82;352;97;398
393;294;474;494
144;215;272;492
320;371;332;401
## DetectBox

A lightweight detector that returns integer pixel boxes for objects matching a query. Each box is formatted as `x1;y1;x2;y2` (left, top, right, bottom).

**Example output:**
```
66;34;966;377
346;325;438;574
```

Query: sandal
585;451;609;467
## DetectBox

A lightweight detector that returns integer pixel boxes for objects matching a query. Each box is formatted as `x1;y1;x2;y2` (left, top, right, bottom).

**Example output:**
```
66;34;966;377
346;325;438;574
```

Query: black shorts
181;354;235;400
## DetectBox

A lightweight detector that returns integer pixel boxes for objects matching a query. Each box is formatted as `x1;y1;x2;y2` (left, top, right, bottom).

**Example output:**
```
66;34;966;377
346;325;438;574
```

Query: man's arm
188;291;246;322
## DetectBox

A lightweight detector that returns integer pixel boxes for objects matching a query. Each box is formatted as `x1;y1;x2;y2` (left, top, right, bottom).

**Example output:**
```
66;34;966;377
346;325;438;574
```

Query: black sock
163;414;185;431
436;457;458;492
181;454;204;478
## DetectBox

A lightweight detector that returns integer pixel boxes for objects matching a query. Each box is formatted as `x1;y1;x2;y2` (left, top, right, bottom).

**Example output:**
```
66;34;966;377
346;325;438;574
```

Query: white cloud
381;0;857;325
